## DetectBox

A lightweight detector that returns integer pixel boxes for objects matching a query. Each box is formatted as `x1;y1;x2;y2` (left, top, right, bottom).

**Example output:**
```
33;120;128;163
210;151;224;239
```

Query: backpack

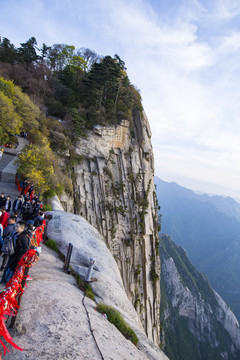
1;229;15;255
34;216;43;227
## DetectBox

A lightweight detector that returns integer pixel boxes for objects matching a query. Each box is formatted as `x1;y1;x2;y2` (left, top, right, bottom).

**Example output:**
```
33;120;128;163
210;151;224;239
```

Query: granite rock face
44;209;168;360
60;112;161;343
5;240;169;360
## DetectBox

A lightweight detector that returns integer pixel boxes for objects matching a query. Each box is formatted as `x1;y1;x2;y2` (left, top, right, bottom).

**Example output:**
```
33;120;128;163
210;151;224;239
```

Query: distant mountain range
155;177;240;322
160;234;240;360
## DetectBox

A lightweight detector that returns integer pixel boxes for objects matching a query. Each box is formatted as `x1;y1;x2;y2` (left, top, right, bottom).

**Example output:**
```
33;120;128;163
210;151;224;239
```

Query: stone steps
0;171;16;183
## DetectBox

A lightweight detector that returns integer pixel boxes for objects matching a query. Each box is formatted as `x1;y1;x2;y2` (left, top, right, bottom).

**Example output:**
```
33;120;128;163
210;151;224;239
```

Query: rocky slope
6;205;168;360
60;111;160;343
4;219;168;360
160;234;240;360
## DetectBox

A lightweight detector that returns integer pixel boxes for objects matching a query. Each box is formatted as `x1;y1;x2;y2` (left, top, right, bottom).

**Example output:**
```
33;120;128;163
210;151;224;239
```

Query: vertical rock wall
60;111;161;343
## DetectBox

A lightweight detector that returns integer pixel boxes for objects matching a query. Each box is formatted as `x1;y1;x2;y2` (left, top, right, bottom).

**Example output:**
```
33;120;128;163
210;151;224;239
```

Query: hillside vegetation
0;36;142;194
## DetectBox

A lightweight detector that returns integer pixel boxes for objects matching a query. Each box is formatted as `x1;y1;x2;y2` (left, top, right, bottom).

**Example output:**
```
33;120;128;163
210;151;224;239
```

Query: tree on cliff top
0;77;39;143
0;76;72;195
0;36;143;135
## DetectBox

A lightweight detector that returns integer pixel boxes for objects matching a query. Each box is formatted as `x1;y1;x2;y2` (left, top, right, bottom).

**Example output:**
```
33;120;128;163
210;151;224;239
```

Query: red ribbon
0;249;38;356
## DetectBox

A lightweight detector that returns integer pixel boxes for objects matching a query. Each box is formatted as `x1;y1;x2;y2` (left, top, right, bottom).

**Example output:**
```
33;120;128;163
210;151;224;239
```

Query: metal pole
63;243;73;274
85;258;95;282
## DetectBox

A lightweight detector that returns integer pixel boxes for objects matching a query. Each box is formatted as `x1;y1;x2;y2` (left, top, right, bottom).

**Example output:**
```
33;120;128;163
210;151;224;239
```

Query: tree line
0;37;142;137
0;36;143;195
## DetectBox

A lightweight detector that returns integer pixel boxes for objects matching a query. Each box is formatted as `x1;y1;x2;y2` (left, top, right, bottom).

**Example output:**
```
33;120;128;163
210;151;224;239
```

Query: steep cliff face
60;111;160;343
160;234;240;360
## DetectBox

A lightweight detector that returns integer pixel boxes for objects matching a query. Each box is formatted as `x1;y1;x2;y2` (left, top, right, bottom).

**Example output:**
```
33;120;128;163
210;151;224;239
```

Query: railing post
85;258;95;282
43;215;52;243
63;243;73;274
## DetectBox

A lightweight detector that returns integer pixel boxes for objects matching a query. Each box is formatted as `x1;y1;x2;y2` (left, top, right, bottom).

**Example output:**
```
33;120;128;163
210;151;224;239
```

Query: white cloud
214;0;240;20
1;0;240;199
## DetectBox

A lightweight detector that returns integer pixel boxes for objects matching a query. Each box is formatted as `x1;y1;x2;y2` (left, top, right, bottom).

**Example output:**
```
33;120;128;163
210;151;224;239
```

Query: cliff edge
5;210;168;360
60;111;161;343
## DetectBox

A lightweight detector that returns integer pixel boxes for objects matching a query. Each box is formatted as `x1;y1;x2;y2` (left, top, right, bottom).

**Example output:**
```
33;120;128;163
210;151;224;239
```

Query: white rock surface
5;245;168;360
43;209;168;360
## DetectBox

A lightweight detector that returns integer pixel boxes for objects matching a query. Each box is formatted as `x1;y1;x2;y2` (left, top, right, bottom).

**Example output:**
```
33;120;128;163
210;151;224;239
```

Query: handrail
0;220;47;357
0;249;38;356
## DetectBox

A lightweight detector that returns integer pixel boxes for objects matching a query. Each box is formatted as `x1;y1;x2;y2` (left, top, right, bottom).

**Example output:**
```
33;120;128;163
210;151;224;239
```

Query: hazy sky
1;0;240;200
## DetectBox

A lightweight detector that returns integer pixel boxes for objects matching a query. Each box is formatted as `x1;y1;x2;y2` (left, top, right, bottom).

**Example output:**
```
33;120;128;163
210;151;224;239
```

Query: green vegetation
96;303;139;345
150;267;160;284
0;76;39;145
103;166;113;180
43;189;56;199
0;36;142;137
135;264;142;277
0;36;143;195
76;275;95;301
42;204;53;212
45;238;59;252
0;77;72;194
115;205;126;216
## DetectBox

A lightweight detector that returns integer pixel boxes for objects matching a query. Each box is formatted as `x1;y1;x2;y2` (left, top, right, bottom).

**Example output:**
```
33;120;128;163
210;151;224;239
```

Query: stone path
4;246;164;360
0;136;28;199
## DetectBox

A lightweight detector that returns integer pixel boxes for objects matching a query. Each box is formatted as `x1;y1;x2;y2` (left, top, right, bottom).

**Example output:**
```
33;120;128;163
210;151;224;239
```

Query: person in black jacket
12;196;23;213
2;216;17;238
3;196;11;213
0;216;17;271
21;199;32;222
0;193;5;208
4;221;30;283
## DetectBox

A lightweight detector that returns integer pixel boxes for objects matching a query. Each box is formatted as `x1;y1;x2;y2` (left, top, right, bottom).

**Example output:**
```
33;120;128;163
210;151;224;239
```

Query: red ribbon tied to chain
0;249;38;356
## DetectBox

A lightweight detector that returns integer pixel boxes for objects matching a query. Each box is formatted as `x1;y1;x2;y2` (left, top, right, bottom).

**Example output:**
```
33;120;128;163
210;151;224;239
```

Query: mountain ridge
160;234;240;360
155;176;240;322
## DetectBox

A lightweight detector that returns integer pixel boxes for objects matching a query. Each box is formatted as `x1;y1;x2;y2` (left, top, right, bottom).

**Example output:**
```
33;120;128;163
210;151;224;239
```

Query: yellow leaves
27;169;47;189
16;143;59;193
0;77;68;194
49;165;54;174
0;91;21;134
0;77;40;140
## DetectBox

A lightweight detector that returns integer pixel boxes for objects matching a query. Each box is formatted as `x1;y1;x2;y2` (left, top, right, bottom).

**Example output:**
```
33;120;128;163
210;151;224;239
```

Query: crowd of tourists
0;180;46;284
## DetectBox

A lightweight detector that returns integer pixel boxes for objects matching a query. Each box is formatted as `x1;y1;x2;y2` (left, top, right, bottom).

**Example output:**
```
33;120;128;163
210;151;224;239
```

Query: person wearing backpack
21;199;32;222
3;221;30;283
2;216;17;238
33;211;44;227
0;216;17;271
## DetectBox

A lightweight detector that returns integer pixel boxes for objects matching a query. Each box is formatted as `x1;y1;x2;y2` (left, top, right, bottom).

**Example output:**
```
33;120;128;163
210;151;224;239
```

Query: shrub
115;205;126;216
45;238;58;252
43;189;56;199
76;275;95;301
103;166;113;180
150;268;160;284
96;303;139;345
42;204;52;211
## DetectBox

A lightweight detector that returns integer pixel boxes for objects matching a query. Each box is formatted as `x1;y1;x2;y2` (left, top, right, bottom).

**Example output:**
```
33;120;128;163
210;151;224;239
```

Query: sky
1;0;240;200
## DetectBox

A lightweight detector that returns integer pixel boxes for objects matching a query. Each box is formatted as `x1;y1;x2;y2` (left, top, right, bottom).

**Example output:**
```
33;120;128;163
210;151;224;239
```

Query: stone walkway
0;136;28;199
